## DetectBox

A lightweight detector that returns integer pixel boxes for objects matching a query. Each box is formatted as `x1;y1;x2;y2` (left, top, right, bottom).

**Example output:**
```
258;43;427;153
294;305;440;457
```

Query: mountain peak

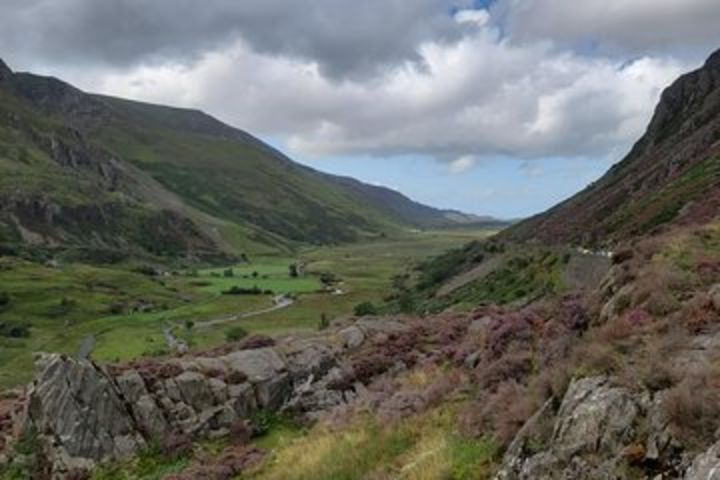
0;58;12;80
705;47;720;68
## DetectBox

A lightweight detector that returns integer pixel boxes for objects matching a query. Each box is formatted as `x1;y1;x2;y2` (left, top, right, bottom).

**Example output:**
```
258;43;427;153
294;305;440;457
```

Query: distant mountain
503;48;720;246
320;173;503;228
0;59;485;261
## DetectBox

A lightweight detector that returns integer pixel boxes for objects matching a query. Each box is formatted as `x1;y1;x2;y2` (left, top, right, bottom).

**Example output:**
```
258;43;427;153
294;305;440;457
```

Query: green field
0;229;495;388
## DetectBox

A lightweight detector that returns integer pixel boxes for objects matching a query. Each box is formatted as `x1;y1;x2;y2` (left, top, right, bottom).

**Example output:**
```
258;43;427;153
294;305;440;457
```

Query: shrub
318;313;330;330
236;334;275;350
663;369;720;448
226;326;249;342
0;292;9;307
354;301;378;317
159;433;193;458
223;268;234;278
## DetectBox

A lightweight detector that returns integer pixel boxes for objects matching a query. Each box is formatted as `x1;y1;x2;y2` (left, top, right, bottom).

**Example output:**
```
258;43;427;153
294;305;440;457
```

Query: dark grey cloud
0;0;474;79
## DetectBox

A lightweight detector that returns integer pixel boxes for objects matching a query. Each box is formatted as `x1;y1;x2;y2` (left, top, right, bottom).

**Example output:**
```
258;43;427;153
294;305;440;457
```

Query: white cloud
449;155;477;174
454;9;490;27
84;31;689;168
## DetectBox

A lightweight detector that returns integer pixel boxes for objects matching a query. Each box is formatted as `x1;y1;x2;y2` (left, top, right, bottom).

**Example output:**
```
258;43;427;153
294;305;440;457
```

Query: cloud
86;31;689;166
449;155;477;174
492;0;720;58
454;9;490;27
0;0;709;172
0;0;477;80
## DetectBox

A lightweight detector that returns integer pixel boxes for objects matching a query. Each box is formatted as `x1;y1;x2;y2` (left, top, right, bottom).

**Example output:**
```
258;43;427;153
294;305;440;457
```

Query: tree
184;319;195;331
354;302;378;317
289;264;299;278
223;268;234;278
0;292;9;308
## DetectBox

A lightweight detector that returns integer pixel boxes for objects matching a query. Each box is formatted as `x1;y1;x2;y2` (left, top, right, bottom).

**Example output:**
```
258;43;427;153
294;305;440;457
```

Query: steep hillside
504;48;720;246
0;59;481;261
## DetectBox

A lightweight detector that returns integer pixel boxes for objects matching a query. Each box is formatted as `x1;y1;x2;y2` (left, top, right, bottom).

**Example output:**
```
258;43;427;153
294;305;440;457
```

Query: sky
1;1;720;218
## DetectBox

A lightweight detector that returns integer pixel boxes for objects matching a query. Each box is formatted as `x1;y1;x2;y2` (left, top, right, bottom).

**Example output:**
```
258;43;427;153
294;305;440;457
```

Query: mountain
319;173;500;228
503;48;720;246
0;59;485;261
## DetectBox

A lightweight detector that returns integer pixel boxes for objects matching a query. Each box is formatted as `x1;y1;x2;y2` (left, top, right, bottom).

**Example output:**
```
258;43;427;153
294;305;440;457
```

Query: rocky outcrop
13;333;355;477
493;372;720;479
0;315;450;477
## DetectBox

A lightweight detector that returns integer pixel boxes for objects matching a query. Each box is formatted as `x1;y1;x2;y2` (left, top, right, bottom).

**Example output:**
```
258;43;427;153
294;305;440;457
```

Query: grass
249;406;498;480
197;259;321;295
0;229;493;388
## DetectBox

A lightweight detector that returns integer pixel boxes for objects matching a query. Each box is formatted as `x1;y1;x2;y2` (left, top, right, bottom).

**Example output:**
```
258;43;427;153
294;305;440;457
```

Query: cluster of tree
319;272;340;286
0;321;30;338
221;285;273;296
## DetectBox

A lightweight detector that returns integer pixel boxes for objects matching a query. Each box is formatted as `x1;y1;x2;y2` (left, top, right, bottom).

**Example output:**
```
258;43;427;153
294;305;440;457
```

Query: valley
0;228;493;388
1;22;720;480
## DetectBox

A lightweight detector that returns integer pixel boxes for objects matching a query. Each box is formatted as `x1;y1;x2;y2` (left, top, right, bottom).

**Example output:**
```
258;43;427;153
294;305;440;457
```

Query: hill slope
0;59;484;261
504;48;720;246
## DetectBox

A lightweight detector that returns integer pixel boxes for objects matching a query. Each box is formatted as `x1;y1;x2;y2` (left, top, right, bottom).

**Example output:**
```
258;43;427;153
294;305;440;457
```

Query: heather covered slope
0;59;483;260
504;48;720;246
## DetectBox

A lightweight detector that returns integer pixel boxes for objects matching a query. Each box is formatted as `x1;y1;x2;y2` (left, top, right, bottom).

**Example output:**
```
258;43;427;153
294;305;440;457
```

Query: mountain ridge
502;47;720;246
0;59;494;261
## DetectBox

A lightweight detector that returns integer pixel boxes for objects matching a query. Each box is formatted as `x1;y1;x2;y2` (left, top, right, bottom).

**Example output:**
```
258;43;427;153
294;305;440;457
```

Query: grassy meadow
0;228;495;388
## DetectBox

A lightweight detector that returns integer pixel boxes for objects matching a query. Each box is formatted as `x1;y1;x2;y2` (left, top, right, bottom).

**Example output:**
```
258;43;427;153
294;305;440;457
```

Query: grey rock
283;339;336;380
223;348;286;382
26;354;146;472
463;351;481;369
685;441;720;479
495;377;642;480
468;315;492;334
338;326;365;349
552;377;640;456
174;371;215;412
256;372;292;410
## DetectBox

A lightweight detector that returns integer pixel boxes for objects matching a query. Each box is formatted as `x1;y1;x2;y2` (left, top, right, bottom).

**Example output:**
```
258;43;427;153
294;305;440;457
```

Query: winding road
195;294;294;329
162;295;295;352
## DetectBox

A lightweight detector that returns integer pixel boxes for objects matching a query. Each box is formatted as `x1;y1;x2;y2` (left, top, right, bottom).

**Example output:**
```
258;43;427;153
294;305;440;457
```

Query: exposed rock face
495;377;647;480
26;355;147;472
17;335;352;477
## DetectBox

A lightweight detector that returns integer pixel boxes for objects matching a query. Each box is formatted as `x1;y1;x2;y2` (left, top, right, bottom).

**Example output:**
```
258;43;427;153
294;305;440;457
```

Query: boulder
685;441;720;479
338;326;365;349
551;377;640;457
26;354;145;473
174;371;215;412
495;377;643;480
222;348;286;383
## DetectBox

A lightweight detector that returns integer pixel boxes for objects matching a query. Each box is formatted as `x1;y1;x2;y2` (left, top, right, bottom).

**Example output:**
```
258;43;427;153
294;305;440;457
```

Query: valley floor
0;228;494;388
